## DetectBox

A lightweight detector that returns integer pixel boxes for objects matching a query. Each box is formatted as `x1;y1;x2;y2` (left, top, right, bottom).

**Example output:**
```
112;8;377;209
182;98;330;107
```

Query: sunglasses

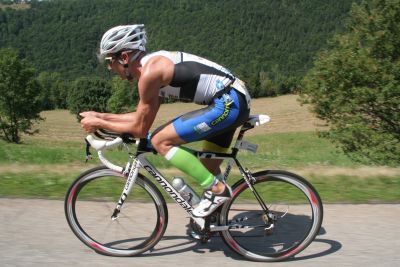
104;50;142;66
104;53;122;65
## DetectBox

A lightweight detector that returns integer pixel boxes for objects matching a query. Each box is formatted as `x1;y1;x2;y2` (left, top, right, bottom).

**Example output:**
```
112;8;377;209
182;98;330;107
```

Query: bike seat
246;114;271;127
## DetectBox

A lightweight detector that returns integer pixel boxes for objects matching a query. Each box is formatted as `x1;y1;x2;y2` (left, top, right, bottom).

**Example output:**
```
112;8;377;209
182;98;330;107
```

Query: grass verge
0;132;362;167
1;171;399;203
1;132;399;203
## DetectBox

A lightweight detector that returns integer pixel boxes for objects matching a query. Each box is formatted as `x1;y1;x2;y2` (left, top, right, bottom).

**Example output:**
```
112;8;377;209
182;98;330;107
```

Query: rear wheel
220;170;323;262
65;166;168;256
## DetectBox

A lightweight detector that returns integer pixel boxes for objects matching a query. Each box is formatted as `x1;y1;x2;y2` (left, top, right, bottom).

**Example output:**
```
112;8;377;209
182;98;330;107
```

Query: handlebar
85;135;124;173
86;135;124;151
85;130;140;173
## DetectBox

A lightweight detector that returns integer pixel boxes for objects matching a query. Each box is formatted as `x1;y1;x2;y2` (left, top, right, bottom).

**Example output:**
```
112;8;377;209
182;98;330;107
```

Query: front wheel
64;166;168;256
220;170;323;262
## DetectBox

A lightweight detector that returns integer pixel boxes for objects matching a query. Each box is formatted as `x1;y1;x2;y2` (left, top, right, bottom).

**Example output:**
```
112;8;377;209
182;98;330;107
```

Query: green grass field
0;132;356;167
0;95;399;203
1;131;399;203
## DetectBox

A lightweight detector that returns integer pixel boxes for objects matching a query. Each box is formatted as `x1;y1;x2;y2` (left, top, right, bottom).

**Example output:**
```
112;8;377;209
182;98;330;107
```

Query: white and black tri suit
141;51;251;150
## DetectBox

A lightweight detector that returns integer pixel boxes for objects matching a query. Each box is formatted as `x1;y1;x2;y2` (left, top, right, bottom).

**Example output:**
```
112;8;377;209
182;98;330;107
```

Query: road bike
64;114;323;262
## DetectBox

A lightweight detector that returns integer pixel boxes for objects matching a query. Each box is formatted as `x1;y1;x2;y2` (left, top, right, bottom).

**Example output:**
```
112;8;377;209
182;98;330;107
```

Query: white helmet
99;24;146;58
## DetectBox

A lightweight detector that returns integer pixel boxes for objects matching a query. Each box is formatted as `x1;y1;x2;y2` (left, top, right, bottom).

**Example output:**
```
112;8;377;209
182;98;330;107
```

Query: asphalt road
0;199;399;267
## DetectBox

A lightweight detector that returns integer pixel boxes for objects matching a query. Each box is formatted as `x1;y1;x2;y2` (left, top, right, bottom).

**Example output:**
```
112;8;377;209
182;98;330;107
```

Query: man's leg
200;128;236;180
151;123;226;192
151;89;248;217
199;158;226;193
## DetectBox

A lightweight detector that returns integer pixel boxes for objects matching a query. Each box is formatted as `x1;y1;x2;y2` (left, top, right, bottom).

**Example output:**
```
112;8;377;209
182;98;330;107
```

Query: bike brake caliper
245;168;257;184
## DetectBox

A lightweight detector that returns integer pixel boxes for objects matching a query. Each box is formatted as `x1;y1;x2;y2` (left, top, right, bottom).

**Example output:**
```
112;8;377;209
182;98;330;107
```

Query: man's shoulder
142;51;173;68
140;54;175;87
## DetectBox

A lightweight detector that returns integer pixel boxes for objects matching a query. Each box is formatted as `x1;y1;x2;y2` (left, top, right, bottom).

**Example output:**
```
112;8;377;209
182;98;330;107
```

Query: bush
107;77;138;113
67;76;111;119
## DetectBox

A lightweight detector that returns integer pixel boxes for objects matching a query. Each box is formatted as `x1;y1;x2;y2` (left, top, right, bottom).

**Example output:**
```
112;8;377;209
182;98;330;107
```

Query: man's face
105;52;137;82
105;53;124;77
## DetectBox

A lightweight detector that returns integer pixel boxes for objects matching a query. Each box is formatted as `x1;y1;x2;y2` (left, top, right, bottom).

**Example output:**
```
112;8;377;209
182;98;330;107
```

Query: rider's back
141;50;251;106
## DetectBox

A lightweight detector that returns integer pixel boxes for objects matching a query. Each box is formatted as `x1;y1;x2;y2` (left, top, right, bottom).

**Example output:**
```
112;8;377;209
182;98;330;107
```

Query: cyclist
80;24;251;217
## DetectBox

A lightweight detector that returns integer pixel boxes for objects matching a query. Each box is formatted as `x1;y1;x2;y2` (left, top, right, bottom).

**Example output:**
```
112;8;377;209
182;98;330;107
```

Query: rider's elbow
128;117;151;138
131;125;148;138
135;130;148;138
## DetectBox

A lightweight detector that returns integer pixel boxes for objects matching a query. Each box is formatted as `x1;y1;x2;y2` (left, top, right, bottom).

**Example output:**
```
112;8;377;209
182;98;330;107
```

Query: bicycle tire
220;170;323;262
65;166;168;257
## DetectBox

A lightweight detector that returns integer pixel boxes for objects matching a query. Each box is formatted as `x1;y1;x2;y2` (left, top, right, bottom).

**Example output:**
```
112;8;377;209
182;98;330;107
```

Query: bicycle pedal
189;231;211;243
189;231;204;240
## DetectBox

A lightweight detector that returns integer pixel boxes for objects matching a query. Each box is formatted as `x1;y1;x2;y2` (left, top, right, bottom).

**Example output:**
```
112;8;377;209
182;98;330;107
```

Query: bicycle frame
86;114;271;230
111;147;257;229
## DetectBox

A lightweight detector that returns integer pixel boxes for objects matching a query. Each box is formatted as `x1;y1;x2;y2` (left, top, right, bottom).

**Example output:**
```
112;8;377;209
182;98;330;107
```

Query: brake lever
85;138;92;163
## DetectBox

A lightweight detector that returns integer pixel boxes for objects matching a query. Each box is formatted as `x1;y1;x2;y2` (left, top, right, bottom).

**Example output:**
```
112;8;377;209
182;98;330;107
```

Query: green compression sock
165;146;215;188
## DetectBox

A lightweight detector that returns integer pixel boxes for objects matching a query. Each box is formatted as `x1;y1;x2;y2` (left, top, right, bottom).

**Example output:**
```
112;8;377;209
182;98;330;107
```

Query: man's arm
80;112;128;121
80;98;160;137
80;56;173;137
80;81;161;137
80;111;136;122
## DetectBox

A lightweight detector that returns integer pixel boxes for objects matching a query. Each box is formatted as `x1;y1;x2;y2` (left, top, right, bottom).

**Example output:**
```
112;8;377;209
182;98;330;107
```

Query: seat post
231;114;269;157
231;124;253;157
238;122;254;140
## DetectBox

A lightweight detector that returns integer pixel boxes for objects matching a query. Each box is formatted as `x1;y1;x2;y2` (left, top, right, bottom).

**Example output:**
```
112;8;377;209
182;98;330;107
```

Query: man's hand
80;113;101;133
79;111;101;119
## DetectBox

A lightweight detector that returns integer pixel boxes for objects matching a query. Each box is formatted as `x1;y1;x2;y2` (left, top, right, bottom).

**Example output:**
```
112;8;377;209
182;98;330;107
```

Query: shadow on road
139;222;342;262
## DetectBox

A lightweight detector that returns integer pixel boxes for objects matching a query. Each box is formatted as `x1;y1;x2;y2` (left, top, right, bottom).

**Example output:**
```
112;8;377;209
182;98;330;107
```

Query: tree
37;71;70;110
259;71;278;97
107;76;138;113
0;48;43;143
301;0;400;166
67;76;111;118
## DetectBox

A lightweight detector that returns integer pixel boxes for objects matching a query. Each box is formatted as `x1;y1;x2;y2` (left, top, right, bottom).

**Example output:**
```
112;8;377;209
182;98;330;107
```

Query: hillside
26;95;327;142
0;0;359;93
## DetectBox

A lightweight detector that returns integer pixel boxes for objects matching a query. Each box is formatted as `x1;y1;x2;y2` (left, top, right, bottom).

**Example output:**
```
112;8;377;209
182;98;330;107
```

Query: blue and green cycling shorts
155;88;250;153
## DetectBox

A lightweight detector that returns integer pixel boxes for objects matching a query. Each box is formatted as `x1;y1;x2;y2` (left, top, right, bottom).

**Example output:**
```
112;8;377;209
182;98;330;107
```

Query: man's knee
151;132;174;156
151;123;186;156
151;133;165;154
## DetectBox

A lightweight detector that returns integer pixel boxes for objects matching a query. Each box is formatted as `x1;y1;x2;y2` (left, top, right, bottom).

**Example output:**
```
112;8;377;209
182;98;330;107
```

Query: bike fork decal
114;157;141;215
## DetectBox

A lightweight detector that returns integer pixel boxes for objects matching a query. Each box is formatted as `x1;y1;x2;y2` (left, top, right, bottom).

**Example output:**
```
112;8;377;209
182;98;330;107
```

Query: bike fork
111;157;141;220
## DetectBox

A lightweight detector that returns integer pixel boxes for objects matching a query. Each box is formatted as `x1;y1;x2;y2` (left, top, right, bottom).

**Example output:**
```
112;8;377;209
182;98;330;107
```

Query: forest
1;0;399;165
0;0;359;98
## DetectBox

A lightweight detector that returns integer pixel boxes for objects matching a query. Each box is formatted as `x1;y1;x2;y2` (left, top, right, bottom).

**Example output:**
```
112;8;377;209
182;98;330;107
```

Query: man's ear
121;52;130;64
